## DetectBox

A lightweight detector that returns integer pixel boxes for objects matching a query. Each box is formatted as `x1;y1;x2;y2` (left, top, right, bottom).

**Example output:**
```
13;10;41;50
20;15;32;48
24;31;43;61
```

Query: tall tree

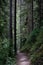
9;0;13;57
14;0;17;55
32;0;34;30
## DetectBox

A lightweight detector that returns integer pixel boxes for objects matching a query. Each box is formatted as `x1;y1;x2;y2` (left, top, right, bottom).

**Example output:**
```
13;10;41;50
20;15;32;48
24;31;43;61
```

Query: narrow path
17;51;31;65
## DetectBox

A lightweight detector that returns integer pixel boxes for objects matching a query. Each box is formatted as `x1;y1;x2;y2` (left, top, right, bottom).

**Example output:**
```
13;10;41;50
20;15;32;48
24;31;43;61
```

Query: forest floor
16;51;31;65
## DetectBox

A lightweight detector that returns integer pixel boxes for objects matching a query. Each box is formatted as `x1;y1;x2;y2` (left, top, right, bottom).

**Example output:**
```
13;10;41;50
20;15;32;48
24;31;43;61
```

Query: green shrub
20;27;43;65
0;38;9;65
20;28;40;52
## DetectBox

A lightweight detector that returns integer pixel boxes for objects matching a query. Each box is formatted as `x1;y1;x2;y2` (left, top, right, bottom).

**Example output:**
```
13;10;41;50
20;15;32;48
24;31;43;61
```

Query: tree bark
14;0;17;55
9;0;13;57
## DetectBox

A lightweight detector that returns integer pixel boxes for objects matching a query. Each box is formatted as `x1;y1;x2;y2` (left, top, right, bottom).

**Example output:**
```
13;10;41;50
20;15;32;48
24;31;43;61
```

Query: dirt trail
17;51;31;65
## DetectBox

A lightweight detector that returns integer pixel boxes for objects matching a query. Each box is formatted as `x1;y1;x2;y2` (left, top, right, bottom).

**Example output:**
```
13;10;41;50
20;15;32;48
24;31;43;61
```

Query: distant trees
19;0;34;47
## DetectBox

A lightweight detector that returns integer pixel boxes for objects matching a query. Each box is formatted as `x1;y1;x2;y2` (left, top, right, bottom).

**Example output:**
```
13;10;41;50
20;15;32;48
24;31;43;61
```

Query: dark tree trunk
14;0;17;55
37;0;43;28
41;0;43;26
32;0;34;30
9;0;13;57
38;0;41;28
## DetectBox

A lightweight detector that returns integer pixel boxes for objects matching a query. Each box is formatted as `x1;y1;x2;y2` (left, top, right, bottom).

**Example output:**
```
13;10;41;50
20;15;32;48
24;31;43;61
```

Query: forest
0;0;43;65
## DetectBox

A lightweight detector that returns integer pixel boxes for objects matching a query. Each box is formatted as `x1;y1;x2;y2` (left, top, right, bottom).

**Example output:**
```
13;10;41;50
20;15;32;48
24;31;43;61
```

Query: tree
9;0;13;57
14;0;17;55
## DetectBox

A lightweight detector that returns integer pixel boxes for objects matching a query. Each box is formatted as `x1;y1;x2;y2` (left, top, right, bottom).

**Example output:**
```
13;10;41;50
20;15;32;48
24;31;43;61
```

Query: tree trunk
9;0;13;57
14;0;17;55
